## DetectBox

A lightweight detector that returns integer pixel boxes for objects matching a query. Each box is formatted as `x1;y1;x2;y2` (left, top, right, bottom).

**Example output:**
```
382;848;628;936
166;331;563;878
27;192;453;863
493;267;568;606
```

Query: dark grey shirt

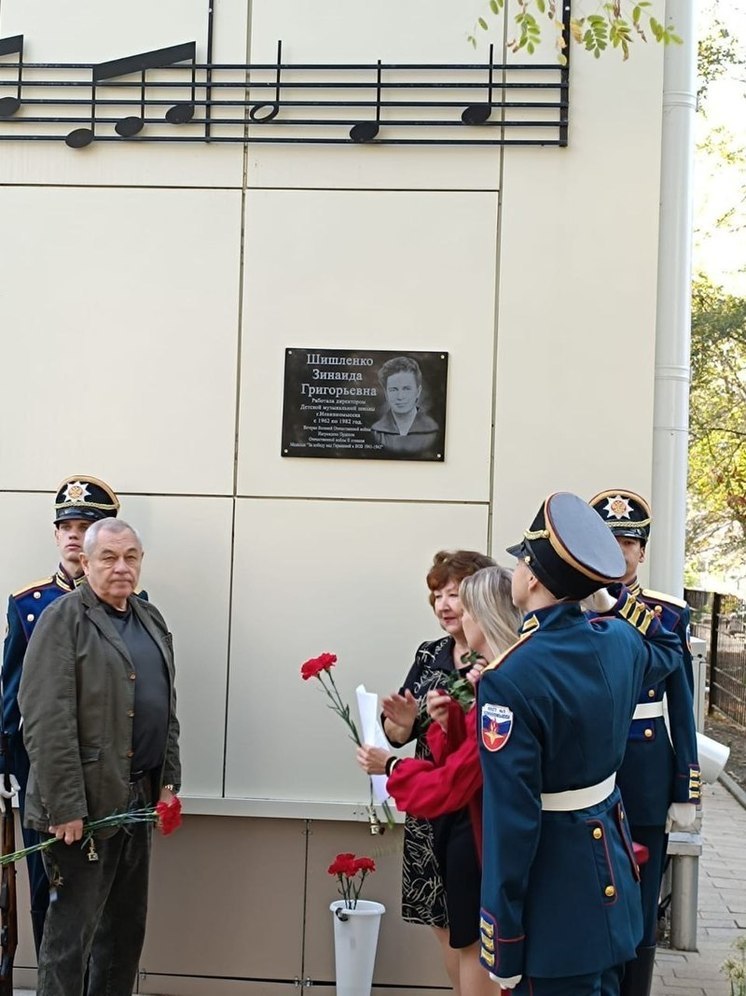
103;601;170;776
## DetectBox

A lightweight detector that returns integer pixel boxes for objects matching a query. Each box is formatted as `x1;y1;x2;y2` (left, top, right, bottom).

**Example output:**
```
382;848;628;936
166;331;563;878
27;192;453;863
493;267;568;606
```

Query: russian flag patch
481;703;513;752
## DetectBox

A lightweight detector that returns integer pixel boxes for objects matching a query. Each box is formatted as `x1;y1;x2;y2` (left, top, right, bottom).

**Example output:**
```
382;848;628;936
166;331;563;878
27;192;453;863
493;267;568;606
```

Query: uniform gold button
129;673;136;680
644;728;653;739
33;591;41;600
620;810;625;820
604;886;616;897
126;750;134;758
648;689;656;699
26;614;34;622
593;827;603;839
127;710;135;718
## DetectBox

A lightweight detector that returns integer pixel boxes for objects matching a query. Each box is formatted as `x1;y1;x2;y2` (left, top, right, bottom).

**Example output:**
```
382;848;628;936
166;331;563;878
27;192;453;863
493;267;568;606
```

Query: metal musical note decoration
0;30;570;150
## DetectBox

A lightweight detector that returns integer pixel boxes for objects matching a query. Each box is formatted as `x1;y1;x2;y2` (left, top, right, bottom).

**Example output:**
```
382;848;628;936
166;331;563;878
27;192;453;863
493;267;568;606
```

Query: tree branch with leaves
469;1;681;62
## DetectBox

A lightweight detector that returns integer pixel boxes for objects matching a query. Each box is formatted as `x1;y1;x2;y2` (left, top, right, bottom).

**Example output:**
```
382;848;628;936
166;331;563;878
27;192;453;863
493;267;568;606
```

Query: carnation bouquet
301;652;395;832
328;851;376;912
0;796;182;868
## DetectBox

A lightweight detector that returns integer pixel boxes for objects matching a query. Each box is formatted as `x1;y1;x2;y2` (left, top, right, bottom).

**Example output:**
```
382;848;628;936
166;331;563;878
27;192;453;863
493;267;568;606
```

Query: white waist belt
541;774;616;812
632;702;665;720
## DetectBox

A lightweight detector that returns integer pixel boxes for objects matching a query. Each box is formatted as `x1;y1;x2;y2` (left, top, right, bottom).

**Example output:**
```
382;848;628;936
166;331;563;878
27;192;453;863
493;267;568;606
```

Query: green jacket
18;582;181;833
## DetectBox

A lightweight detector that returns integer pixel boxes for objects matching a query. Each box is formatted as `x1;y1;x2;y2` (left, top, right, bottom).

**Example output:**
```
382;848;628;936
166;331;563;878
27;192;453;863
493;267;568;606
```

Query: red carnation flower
354;856;376;874
301;652;338;680
328;851;357;877
155;796;183;836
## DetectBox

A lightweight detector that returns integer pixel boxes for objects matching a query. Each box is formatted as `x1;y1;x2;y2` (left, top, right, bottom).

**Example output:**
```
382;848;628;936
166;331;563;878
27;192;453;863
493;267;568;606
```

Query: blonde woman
359;566;520;996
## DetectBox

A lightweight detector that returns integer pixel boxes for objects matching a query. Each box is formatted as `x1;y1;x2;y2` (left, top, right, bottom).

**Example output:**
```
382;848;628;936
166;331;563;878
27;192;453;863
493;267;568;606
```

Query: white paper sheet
356;684;391;805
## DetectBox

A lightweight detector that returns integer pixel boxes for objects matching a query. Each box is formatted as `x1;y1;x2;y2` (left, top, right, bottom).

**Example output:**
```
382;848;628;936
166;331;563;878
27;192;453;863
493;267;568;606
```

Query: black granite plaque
281;348;448;461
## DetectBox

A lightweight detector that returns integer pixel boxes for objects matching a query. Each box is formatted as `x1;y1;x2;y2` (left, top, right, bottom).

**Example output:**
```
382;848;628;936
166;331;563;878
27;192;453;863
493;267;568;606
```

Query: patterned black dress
387;636;457;926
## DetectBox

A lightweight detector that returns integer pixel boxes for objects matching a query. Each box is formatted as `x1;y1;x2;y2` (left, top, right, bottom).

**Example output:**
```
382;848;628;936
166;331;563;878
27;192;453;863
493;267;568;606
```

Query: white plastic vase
329;899;385;996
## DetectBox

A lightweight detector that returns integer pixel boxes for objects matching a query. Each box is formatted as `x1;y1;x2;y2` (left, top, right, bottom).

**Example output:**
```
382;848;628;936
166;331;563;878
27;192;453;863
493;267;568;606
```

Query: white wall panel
237;189;497;502
491;42;665;559
225;497;489;804
123;494;233;797
0;493;56;609
249;0;492;63
0;0;247;186
0;186;242;494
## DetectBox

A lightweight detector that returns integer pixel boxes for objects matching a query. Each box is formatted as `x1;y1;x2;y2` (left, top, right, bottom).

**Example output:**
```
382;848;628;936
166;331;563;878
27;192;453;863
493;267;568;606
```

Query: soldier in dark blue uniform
1;475;120;954
478;492;686;995
589;490;700;996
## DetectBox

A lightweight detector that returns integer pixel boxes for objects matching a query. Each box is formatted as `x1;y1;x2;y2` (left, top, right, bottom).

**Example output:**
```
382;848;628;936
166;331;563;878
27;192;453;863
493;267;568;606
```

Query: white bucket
697;731;730;784
330;899;385;996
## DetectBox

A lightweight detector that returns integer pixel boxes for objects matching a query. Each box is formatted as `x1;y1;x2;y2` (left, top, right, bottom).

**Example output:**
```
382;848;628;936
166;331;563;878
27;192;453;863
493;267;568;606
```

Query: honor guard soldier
478;492;685;995
1;475;120;954
590;490;700;996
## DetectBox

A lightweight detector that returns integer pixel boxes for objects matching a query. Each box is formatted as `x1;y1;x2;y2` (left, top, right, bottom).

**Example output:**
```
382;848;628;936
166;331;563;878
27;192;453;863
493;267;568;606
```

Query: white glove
584;587;616;613
0;774;20;799
489;973;522;989
666;802;697;832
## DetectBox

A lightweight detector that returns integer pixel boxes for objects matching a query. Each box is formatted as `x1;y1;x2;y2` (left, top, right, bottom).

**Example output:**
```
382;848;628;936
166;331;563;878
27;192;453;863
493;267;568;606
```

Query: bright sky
693;1;746;296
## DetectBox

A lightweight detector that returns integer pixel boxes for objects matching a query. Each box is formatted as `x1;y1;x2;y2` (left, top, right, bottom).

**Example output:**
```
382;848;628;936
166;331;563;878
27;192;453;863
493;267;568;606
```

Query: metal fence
686;589;746;728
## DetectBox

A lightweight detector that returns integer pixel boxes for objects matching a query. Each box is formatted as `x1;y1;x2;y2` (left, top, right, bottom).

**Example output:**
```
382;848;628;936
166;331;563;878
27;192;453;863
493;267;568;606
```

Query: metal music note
64;41;197;147
0;35;24;118
461;44;494;125
65;80;97;148
349;60;382;143
250;40;282;122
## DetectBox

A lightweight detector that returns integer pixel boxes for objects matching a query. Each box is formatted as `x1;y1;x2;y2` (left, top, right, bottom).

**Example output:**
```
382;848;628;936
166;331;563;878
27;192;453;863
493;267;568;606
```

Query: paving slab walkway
653;779;746;996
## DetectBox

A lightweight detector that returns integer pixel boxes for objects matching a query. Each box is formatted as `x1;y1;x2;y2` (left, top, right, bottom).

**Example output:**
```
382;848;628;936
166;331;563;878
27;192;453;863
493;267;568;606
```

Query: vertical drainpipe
650;0;698;595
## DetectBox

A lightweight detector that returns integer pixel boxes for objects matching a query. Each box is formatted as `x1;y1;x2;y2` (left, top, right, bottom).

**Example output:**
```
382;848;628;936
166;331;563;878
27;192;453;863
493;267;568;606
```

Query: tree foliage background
687;1;746;586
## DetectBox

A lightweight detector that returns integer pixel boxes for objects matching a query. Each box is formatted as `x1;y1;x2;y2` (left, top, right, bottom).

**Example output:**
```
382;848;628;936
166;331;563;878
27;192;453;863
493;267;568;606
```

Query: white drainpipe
650;0;698;596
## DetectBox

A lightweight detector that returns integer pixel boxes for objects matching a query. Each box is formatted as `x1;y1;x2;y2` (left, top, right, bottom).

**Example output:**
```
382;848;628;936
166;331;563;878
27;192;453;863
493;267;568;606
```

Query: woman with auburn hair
371;565;519;996
378;550;495;993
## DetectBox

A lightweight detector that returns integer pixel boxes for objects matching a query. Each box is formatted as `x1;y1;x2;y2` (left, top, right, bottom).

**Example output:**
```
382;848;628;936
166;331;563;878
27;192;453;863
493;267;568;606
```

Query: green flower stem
315;671;396;830
0;806;160;867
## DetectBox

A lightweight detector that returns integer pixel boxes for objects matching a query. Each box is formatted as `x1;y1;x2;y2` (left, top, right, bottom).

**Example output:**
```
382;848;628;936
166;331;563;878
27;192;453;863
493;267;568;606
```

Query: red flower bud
155;796;183;836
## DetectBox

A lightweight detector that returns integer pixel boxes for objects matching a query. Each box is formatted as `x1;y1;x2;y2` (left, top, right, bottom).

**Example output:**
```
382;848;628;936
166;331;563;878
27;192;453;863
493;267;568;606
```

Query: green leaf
478;17;489;30
489;0;499;13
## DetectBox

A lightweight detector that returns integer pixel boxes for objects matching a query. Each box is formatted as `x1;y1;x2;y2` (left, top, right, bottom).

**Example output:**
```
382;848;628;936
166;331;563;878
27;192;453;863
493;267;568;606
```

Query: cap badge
63;481;91;504
604;495;633;520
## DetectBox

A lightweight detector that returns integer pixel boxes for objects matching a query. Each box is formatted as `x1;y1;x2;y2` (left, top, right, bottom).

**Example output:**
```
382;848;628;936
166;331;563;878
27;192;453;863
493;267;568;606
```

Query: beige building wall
0;0;665;990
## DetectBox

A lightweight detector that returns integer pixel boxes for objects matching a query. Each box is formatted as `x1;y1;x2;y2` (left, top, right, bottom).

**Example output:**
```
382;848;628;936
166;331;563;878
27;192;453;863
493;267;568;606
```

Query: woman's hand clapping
381;689;418;743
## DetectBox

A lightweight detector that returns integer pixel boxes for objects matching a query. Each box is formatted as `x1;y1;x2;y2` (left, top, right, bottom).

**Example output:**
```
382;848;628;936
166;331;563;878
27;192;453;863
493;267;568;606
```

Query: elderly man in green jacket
19;517;181;996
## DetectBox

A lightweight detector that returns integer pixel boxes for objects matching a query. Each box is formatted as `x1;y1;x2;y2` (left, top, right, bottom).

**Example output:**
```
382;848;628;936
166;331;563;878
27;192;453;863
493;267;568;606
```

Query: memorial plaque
281;348;448;461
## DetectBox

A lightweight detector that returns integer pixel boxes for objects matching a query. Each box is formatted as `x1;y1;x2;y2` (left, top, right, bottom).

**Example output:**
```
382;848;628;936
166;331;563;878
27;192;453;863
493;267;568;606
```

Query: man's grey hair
83;518;143;557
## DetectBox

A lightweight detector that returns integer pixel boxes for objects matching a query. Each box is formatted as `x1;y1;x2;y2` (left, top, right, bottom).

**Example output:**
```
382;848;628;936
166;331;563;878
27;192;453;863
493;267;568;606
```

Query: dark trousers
18;785;50;955
514;965;624;995
37;782;153;996
629;825;667;945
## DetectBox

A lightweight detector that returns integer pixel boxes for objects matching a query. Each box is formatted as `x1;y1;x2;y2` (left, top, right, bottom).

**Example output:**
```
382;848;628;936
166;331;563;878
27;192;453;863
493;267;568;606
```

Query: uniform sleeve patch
481;703;513;752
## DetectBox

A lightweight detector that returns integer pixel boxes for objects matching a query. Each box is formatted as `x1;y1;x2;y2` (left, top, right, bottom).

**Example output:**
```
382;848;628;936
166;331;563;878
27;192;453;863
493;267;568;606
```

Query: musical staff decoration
0;35;569;149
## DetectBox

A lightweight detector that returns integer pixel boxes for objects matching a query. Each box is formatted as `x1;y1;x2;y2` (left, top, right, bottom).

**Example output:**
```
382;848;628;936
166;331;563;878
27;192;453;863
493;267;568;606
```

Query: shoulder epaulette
11;576;55;599
642;588;687;609
483;630;535;673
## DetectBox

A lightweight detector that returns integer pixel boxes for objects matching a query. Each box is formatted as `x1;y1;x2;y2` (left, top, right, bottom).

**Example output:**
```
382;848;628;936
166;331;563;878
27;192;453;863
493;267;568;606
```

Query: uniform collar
520;600;584;633
626;577;642;598
55;564;86;592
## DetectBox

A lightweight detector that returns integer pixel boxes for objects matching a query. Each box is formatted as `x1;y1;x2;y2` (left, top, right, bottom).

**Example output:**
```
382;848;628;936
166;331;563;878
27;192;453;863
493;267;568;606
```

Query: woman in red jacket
358;566;519;996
